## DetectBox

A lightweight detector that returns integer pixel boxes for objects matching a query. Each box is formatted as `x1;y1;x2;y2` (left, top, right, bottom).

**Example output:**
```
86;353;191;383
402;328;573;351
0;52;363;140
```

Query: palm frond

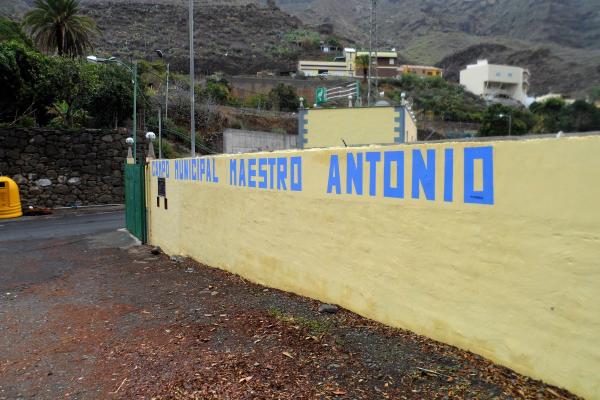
23;0;99;58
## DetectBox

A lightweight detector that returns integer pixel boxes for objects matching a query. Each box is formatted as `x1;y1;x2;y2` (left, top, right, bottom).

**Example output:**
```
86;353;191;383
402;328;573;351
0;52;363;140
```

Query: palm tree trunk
56;25;64;56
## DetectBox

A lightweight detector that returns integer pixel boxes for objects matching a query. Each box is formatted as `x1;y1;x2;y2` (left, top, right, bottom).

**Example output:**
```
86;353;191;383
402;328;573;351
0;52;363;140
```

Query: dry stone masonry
0;128;133;208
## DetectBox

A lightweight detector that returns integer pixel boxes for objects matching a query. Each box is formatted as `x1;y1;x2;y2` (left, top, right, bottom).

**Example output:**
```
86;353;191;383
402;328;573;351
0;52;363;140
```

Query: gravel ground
0;224;581;399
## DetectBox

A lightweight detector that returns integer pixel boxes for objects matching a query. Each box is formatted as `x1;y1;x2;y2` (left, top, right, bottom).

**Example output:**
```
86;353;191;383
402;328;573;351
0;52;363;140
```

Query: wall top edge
150;132;600;161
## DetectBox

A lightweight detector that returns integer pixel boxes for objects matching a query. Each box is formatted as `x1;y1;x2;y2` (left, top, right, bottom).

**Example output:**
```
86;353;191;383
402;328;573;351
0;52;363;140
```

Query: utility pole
189;0;196;157
154;50;170;122
132;61;137;162
165;63;170;122
367;0;373;106
158;108;162;159
373;0;378;99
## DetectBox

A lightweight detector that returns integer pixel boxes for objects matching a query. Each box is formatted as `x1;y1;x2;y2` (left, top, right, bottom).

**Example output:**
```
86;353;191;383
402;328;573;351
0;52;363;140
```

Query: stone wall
223;128;297;153
0;128;135;208
228;75;351;106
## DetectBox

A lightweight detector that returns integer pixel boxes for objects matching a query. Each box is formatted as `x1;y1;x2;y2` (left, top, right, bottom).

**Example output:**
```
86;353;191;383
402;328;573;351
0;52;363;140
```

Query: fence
145;134;600;400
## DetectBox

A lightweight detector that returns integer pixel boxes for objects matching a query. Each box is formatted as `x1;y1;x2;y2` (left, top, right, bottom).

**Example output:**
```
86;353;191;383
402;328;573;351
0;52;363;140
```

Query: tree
385;75;486;122
268;83;299;112
588;85;600;103
567;100;600;132
0;41;48;125
0;41;133;128
355;55;370;83
0;18;33;48
244;93;272;110
478;104;535;137
529;98;570;133
23;0;98;58
200;79;231;105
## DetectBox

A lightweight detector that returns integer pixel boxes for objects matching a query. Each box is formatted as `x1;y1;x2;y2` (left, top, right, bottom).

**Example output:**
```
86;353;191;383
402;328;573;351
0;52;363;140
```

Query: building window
508;72;513;77
496;72;501;77
389;59;395;65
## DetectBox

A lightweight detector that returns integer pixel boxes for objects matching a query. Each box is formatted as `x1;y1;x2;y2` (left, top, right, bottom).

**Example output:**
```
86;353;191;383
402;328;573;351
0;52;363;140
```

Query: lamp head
86;55;98;63
155;49;164;58
146;131;156;141
126;137;134;145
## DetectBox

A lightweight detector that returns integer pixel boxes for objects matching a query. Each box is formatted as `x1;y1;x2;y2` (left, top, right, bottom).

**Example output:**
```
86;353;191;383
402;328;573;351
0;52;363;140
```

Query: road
0;207;124;242
0;207;127;291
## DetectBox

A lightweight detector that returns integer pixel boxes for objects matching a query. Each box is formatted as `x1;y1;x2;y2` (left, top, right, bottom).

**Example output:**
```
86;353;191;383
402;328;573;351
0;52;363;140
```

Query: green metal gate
124;163;147;243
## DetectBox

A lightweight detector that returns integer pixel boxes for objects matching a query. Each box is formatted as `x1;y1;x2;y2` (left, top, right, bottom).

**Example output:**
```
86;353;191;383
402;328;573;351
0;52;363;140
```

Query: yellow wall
300;106;417;149
405;113;417;143
400;65;444;77
147;135;600;400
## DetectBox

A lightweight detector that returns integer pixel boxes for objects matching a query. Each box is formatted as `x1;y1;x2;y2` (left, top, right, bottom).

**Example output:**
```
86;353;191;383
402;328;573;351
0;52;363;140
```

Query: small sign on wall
158;178;166;197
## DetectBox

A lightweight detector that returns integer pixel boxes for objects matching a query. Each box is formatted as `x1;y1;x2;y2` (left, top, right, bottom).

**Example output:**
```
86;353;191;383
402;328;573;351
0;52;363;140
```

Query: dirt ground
0;218;581;399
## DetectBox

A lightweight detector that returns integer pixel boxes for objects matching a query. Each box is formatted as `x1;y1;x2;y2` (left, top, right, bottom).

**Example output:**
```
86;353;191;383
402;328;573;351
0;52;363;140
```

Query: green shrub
0;40;133;128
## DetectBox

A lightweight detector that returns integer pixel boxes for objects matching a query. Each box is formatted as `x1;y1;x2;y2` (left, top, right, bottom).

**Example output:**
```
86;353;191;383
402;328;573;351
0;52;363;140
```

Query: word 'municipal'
173;158;219;183
326;146;494;205
229;156;302;191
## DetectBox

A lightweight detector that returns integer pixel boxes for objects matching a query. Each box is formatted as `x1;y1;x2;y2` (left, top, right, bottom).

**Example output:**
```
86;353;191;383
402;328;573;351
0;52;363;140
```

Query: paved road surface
0;207;127;291
0;207;124;242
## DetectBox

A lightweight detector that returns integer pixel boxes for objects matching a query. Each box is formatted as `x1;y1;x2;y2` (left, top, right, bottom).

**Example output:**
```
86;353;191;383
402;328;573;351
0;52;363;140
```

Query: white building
298;48;356;78
460;60;530;105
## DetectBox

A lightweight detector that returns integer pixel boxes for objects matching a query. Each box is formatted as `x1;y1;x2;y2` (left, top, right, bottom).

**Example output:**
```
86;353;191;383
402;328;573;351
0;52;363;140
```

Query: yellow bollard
0;177;23;219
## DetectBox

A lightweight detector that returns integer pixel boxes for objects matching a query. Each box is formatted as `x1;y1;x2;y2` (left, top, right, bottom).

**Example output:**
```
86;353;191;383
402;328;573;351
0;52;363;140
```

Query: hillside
2;0;599;96
276;0;600;97
276;0;600;50
0;0;318;75
81;2;305;75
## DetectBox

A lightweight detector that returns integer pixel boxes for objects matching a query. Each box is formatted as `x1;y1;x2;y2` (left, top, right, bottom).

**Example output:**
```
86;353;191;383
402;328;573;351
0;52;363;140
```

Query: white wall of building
460;60;530;105
223;129;297;154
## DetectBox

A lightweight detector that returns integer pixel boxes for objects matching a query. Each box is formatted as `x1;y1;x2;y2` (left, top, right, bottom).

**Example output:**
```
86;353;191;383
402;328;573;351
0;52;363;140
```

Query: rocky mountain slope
82;2;304;75
276;0;600;50
276;0;600;96
3;0;599;96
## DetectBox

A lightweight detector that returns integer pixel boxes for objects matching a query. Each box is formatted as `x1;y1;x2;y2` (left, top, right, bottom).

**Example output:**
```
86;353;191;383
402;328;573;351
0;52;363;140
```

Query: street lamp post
157;108;162;159
499;113;512;136
189;0;196;157
155;49;170;122
87;55;138;162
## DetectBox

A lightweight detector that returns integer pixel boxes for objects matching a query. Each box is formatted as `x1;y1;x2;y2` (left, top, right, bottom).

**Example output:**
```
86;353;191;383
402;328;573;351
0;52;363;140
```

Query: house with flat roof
399;64;443;77
298;48;401;79
297;48;356;78
459;59;530;105
353;50;399;78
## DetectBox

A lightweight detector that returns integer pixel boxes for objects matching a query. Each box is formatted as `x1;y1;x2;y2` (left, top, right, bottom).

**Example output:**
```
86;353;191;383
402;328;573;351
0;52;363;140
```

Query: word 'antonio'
326;146;494;205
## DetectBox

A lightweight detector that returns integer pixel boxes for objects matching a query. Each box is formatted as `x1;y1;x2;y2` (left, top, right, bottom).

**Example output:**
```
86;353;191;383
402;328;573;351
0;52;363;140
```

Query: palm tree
355;54;370;83
23;0;98;58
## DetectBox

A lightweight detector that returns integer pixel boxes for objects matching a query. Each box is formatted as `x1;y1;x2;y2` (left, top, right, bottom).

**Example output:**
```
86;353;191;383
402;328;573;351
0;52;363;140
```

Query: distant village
218;44;593;154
